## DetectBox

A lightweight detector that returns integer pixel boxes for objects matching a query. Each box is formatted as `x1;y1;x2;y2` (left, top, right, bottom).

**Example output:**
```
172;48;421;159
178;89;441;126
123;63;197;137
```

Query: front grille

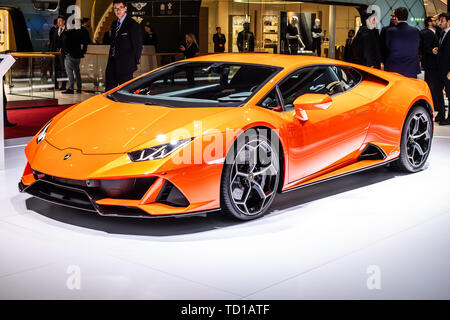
24;179;97;212
23;170;189;216
40;174;89;188
34;171;156;200
98;177;157;199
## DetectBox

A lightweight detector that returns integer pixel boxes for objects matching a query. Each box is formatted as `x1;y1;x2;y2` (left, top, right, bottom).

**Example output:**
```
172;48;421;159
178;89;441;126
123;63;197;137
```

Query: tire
220;129;280;220
394;105;433;173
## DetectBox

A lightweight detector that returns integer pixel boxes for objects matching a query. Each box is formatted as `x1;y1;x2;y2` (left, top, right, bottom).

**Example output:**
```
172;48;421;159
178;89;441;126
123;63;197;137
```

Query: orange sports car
19;54;434;220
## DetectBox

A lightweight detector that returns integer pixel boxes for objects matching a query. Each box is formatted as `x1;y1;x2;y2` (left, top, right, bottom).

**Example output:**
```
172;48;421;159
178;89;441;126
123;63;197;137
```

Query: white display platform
0;54;16;170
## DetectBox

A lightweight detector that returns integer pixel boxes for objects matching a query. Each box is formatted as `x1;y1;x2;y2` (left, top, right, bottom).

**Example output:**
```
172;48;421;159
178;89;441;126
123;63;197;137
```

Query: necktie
439;31;446;48
112;20;121;57
116;20;121;37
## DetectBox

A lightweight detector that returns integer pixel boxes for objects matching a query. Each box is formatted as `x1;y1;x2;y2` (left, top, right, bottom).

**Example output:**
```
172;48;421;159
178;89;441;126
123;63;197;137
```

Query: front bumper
19;172;219;218
21;139;222;218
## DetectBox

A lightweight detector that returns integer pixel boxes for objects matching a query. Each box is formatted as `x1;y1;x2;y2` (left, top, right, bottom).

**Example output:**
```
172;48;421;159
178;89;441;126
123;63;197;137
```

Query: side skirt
281;158;398;194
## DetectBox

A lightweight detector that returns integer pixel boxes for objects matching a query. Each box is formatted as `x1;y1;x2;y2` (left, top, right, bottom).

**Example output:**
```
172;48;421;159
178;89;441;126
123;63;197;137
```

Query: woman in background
143;23;158;50
180;33;198;59
180;33;199;86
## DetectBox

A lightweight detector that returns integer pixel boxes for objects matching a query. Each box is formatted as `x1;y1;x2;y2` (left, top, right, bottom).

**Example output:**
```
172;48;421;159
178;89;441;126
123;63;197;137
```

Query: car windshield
109;61;281;107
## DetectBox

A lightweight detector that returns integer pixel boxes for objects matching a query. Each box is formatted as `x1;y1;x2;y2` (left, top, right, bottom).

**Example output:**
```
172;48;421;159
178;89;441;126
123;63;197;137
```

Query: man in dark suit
48;19;58;51
213;27;226;53
385;7;421;78
49;15;68;90
437;13;450;125
353;11;382;68
43;19;58;82
380;11;396;69
343;29;355;62
420;16;444;122
105;0;143;91
80;18;92;46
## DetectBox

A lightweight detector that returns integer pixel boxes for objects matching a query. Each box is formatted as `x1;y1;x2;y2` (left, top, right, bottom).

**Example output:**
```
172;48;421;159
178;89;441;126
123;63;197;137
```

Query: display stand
0;54;16;170
262;15;278;54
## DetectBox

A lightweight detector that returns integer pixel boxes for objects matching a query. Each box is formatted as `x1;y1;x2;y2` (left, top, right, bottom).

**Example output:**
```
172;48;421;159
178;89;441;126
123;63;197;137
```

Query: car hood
46;94;232;154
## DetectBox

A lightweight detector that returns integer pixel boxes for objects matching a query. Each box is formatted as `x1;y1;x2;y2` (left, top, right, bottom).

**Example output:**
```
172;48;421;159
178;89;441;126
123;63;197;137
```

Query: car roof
187;53;348;69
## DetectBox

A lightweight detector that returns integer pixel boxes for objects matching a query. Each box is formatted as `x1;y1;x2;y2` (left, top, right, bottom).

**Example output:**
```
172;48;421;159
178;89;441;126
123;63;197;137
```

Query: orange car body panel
20;54;434;216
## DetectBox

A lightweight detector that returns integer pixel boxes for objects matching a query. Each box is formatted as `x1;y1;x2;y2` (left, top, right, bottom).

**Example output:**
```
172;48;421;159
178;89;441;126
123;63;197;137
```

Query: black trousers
288;43;299;55
312;38;321;56
425;69;445;119
55;53;67;89
105;57;134;91
436;72;450;120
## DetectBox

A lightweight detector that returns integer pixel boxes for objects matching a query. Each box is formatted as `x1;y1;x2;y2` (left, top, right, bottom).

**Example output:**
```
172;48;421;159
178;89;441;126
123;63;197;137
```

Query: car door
277;65;371;182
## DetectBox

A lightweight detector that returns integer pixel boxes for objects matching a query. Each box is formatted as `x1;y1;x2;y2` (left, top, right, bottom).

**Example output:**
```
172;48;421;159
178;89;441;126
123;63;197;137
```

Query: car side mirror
293;94;332;121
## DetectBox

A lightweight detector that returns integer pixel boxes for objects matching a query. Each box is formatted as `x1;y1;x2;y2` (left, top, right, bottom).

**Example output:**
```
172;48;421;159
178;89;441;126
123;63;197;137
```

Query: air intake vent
358;144;387;161
156;181;190;207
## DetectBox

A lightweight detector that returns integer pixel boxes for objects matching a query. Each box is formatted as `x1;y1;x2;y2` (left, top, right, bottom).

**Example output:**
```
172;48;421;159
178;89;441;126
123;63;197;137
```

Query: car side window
331;66;363;91
259;88;282;111
278;66;344;110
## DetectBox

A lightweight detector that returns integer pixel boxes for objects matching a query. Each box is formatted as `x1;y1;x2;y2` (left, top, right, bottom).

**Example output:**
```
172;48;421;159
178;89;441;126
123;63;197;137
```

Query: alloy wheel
406;112;431;167
229;139;279;216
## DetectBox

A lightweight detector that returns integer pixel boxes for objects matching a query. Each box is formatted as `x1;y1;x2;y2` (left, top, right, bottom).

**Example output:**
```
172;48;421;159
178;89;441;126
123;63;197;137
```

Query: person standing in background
180;33;199;86
80;18;91;46
49;16;67;90
379;11;396;69
285;16;304;54
384;7;421;78
420;16;444;123
237;22;255;52
180;33;198;59
311;19;324;56
143;23;158;49
48;19;58;51
353;10;382;68
213;27;226;53
79;18;90;86
44;19;58;81
105;0;143;91
436;13;450;125
62;22;89;94
343;29;355;62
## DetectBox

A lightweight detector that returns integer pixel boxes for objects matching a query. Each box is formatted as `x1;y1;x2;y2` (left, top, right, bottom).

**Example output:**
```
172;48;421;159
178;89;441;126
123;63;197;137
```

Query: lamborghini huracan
19;54;434;220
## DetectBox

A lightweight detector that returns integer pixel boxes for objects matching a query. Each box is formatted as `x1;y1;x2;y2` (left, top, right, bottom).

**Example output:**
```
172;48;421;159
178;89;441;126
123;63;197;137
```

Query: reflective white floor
1;126;450;300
